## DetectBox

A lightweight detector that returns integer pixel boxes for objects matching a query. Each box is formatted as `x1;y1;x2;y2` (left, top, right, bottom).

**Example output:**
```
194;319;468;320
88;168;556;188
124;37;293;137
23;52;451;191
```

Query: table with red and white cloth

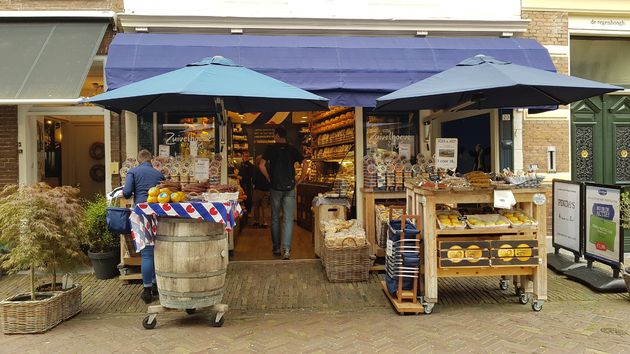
130;201;242;252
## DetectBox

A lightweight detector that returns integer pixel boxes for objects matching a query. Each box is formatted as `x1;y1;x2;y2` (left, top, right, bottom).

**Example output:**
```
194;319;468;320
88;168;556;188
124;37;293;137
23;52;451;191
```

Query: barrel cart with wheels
406;184;548;313
132;201;241;329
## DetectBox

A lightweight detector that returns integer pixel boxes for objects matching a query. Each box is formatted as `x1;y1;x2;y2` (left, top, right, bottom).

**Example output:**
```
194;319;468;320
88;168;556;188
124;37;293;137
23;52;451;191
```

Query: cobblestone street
1;261;629;353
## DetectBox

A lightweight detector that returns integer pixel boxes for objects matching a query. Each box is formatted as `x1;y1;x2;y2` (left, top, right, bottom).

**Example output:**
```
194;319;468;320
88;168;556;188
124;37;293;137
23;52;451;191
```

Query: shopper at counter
123;149;165;304
252;154;270;228
260;127;308;260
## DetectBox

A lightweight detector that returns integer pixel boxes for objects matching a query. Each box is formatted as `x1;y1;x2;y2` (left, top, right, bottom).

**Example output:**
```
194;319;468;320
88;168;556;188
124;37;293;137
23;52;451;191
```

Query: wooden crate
439;241;491;268
490;240;539;266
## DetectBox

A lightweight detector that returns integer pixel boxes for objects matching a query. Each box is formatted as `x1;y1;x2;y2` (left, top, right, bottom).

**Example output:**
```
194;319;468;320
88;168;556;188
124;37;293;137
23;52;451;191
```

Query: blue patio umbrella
375;55;622;112
84;56;329;114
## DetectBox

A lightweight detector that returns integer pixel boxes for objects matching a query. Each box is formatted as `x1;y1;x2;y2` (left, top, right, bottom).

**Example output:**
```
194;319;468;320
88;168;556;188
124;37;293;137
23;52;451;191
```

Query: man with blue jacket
123;149;164;303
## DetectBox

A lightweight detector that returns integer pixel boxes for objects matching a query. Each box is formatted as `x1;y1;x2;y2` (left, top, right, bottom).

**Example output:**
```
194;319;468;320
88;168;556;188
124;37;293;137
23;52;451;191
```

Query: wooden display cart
408;184;548;314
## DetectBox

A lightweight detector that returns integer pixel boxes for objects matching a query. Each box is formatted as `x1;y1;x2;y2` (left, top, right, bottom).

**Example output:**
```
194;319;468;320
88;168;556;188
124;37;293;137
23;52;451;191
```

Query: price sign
435;138;458;170
194;158;210;182
158;144;170;157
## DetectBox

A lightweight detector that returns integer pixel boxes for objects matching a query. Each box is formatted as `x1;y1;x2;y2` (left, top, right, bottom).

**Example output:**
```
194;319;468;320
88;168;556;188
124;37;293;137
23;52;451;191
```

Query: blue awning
105;34;555;107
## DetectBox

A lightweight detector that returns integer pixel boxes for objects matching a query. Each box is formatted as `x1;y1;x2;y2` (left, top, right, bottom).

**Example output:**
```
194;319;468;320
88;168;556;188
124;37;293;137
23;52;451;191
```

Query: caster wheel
519;293;530;305
423;303;434;314
142;316;157;330
185;308;196;315
212;315;225;327
499;280;509;291
532;301;543;312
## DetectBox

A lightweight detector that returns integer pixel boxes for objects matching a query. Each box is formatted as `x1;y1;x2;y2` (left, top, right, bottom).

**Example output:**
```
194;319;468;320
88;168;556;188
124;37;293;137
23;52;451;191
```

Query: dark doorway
441;113;491;174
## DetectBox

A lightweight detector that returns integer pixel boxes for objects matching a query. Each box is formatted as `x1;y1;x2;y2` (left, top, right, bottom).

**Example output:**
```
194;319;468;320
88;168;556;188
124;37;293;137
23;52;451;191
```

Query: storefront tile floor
1;260;629;353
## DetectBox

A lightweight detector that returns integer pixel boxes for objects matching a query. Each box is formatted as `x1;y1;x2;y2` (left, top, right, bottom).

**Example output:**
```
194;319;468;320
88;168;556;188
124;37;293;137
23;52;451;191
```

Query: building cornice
0;10;116;21
118;14;530;37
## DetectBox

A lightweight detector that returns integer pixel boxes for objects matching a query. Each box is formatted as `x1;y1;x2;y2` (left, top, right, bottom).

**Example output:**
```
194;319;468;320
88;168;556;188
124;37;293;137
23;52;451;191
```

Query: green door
603;95;630;185
572;94;630;251
571;97;604;183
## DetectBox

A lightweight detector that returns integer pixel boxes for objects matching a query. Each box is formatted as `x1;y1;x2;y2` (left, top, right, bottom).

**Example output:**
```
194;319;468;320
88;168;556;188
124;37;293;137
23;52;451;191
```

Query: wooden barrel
154;218;228;309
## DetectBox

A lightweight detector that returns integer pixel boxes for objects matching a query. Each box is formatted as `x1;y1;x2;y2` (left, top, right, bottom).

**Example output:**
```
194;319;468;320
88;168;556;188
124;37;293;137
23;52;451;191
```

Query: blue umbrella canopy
84;56;329;114
376;55;622;111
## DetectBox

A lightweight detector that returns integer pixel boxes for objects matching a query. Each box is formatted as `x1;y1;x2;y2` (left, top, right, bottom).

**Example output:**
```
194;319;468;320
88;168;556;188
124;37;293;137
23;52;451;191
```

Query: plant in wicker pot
84;195;120;280
0;184;86;334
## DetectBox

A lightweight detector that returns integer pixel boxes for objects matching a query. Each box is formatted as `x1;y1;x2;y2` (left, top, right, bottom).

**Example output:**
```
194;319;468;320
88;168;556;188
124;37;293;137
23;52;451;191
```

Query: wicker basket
322;238;371;282
35;283;82;320
0;292;63;334
60;284;82;320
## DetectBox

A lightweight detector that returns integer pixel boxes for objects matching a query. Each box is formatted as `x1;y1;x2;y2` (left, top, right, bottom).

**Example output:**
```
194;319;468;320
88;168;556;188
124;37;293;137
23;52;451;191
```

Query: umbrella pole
214;98;229;184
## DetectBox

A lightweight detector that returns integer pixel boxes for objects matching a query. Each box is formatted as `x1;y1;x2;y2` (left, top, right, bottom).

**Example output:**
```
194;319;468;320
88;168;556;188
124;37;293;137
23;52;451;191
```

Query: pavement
1;260;629;353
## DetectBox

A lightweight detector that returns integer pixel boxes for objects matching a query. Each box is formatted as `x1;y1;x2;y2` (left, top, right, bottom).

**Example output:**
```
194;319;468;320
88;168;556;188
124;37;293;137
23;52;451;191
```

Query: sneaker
272;249;281;256
141;289;153;304
282;251;291;260
151;284;159;297
261;223;269;229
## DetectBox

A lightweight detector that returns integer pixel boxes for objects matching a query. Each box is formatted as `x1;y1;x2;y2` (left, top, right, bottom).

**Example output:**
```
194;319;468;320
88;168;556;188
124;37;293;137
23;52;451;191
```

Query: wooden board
380;281;424;314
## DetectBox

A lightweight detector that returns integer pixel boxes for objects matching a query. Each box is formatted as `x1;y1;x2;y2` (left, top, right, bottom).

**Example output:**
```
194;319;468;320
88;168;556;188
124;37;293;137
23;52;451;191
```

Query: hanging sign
194;158;210;182
552;180;582;254
435;138;458;170
584;183;623;268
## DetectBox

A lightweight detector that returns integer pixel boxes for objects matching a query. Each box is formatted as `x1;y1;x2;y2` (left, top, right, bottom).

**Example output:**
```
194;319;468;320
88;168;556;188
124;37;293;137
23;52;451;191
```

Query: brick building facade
0;0;118;188
520;10;571;175
0;106;18;188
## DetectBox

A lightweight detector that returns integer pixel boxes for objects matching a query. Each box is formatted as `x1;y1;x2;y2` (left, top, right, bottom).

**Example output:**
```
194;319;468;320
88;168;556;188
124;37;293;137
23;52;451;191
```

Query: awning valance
106;34;555;107
0;21;108;99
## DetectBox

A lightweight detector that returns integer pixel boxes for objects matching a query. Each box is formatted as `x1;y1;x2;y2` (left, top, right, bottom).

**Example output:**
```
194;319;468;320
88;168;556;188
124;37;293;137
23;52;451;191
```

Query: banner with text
584;183;623;267
552;180;582;254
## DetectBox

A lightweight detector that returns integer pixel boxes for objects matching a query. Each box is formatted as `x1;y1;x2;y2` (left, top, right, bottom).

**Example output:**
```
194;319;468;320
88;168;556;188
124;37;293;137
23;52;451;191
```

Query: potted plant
0;184;86;333
84;195;120;279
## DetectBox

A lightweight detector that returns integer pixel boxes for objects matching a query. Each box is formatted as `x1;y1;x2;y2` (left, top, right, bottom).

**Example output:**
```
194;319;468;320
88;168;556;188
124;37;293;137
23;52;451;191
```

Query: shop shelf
311;106;353;123
313;137;355;148
311;120;354;136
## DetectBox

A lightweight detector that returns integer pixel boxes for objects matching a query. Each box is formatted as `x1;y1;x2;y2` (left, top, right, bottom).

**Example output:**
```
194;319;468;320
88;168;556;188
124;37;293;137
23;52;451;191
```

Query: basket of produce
436;210;466;230
465;214;511;229
498;209;538;228
321;220;371;282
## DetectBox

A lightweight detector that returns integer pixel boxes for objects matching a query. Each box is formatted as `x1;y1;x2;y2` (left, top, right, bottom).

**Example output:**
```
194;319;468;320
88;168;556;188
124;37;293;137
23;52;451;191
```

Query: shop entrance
228;109;356;261
441;113;492;174
230;112;315;261
37;115;105;200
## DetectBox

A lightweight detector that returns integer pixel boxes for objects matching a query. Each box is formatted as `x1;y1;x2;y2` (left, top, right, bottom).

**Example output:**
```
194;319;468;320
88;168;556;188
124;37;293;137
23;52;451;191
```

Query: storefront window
148;113;219;158
363;110;419;161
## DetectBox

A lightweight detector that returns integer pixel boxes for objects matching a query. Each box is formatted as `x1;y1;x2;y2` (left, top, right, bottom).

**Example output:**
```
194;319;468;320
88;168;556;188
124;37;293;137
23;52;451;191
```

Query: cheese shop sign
584;184;623;267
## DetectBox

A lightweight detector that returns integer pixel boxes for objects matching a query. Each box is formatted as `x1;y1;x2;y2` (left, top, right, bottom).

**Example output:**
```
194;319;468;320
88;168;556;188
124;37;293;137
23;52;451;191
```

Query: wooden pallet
119;234;142;283
380;281;423;314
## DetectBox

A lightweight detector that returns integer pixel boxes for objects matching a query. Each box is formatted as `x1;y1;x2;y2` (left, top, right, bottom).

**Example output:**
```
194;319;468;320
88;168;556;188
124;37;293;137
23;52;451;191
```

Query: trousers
140;245;156;288
270;189;296;252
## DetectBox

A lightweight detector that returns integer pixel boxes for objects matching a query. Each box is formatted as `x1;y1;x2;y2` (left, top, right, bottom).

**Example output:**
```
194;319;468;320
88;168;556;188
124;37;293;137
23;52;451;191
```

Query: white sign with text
553;181;581;253
435;138;458;170
194;158;210;182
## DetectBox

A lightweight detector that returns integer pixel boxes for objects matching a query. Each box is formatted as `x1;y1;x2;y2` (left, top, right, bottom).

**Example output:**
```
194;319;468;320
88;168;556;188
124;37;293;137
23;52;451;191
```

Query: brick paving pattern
1;261;627;315
1;261;629;353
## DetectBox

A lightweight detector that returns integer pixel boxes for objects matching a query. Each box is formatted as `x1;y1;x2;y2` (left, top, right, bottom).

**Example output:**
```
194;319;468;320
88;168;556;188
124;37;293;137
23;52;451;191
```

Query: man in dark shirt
260;127;308;259
238;152;255;224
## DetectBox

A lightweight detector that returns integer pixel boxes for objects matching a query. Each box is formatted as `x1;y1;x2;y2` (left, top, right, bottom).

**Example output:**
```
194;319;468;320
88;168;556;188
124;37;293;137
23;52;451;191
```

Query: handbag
106;207;131;234
106;187;131;234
